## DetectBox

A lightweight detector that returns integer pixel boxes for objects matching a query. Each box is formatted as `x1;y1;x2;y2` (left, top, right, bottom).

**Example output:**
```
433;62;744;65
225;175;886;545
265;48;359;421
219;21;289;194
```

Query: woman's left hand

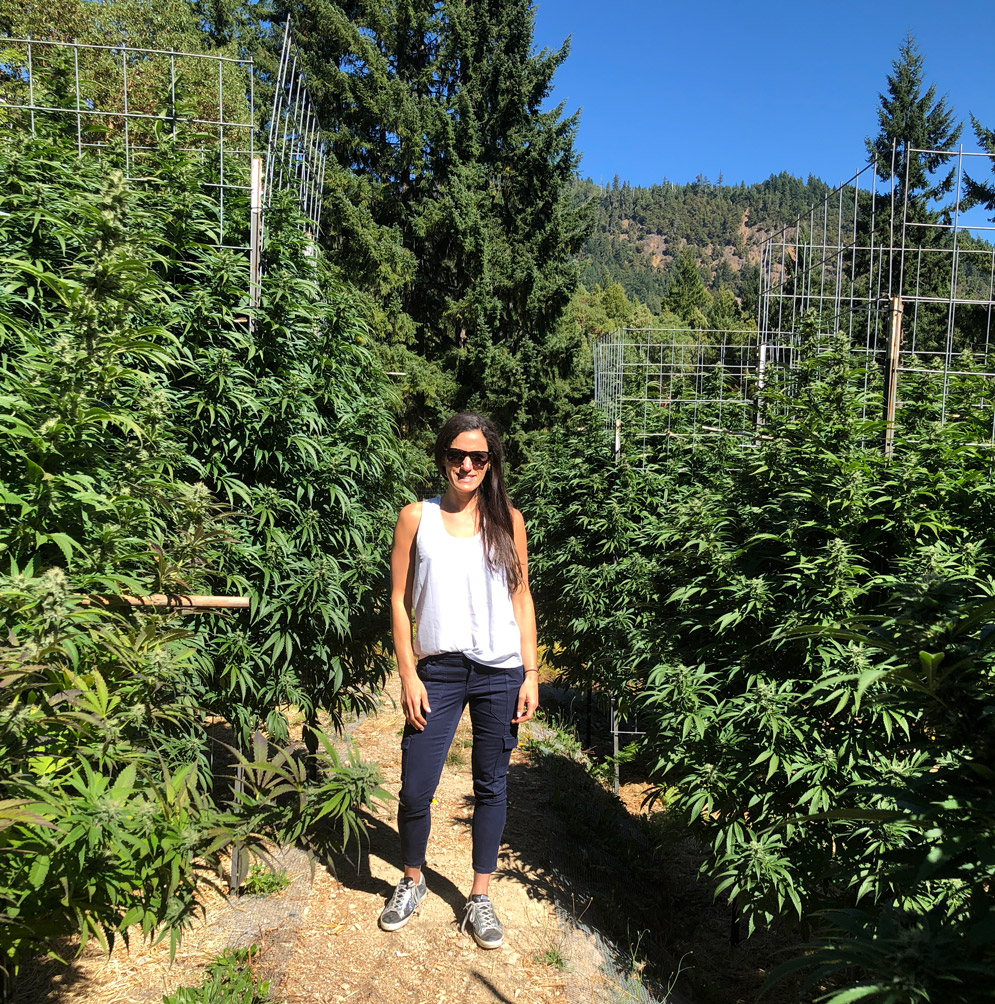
512;673;539;724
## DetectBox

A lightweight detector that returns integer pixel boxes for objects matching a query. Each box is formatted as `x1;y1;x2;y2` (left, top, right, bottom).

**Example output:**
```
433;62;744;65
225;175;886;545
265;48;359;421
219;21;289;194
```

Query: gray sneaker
461;894;504;949
379;876;427;931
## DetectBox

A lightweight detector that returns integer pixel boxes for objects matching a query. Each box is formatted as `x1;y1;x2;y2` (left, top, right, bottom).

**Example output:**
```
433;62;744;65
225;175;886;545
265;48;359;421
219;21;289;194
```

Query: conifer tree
865;34;962;215
270;0;589;443
664;248;711;327
864;35;962;350
964;116;995;218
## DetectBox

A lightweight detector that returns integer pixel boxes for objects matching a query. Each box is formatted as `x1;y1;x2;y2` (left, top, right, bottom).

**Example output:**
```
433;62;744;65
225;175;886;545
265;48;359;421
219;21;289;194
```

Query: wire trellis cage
762;145;995;451
593;327;760;451
0;35;256;250
1;23;326;891
594;145;995;458
0;19;326;274
263;23;327;243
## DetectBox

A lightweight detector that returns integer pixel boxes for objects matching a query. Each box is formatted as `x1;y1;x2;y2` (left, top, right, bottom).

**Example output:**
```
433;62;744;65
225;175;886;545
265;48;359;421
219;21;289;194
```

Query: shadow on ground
308;810;469;924
486;699;810;1004
8;947;89;1004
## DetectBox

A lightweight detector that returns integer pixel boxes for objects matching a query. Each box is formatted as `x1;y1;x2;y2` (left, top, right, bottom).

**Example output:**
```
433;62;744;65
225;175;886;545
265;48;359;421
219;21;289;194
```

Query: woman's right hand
400;674;431;730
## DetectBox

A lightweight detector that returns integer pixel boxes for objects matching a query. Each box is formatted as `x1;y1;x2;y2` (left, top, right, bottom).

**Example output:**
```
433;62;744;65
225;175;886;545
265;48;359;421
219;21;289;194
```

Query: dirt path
12;669;815;1004
276;673;583;1004
14;675;612;1004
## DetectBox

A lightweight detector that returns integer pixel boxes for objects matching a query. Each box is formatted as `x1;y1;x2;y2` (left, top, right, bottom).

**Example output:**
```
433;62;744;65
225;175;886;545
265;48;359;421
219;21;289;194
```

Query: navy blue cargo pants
398;652;524;876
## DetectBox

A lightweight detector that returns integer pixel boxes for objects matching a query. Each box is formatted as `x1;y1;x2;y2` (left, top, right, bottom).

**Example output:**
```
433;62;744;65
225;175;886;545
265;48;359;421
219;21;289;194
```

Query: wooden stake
884;296;903;459
249;156;263;333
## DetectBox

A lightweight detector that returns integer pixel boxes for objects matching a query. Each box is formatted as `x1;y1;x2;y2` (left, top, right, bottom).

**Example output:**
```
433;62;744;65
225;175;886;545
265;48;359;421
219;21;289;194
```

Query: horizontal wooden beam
84;594;249;611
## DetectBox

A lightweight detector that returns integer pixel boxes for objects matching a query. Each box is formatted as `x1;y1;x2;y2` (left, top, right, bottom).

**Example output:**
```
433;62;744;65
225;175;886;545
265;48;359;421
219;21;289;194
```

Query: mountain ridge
577;172;834;315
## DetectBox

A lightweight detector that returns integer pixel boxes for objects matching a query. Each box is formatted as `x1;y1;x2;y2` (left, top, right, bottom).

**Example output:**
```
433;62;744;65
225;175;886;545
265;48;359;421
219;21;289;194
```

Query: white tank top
411;497;523;669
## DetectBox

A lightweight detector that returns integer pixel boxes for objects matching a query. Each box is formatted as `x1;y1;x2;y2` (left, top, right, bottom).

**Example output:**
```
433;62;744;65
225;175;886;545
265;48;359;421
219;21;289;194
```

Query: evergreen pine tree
601;282;632;326
664;248;710;327
865;34;962;215
270;0;589;444
964;115;995;217
864;35;962;350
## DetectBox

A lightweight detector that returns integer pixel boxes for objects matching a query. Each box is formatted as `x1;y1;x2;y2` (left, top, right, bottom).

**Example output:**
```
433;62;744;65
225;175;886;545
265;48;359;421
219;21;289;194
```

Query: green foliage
514;340;995;1001
764;585;995;1002
1;0;213;49
589;742;639;789
964;113;995;229
1;133;410;739
178;188;410;739
240;865;291;897
162;946;276;1004
0;573;234;971
0;0;254;162
865;33;962;212
298;731;393;862
0;135;400;976
664;249;711;327
520;710;589;766
512;407;666;702
269;0;592;451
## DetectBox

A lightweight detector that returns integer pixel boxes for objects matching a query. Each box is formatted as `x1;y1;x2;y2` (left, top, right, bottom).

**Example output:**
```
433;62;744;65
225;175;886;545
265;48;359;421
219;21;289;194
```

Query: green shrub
514;327;995;1000
0;134;402;979
240;866;291;897
520;710;588;765
162;947;276;1004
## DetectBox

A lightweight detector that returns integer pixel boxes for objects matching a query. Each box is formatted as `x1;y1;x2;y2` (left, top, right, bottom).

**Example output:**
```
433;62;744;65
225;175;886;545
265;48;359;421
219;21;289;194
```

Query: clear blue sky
532;0;995;191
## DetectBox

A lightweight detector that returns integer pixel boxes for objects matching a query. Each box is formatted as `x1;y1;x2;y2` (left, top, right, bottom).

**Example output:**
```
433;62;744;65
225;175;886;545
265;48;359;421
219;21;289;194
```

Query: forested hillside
578;172;832;316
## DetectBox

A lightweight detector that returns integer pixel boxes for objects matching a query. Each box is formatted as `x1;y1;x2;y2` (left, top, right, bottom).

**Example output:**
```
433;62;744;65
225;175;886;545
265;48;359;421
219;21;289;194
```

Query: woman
379;413;539;949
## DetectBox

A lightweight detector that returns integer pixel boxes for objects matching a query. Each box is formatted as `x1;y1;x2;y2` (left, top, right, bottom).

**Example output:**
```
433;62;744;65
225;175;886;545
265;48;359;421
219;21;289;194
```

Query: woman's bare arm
510;508;539;723
391;502;431;729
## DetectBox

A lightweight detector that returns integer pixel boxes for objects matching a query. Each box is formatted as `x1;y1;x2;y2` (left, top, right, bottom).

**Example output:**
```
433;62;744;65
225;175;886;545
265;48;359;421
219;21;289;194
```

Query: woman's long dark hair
434;412;522;594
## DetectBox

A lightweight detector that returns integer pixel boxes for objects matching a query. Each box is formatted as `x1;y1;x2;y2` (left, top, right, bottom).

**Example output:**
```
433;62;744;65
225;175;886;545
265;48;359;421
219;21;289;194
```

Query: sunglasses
445;448;490;469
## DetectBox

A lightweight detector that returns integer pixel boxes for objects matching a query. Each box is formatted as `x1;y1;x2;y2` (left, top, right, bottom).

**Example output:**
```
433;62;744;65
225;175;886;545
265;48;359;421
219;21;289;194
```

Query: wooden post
755;342;767;432
883;296;903;459
610;416;622;794
249;156;263;334
230;764;245;894
609;695;620;796
83;594;249;611
585;686;593;749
